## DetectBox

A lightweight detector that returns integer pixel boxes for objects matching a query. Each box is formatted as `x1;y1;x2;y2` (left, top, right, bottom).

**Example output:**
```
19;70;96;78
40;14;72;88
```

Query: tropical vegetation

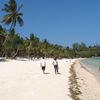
0;0;100;59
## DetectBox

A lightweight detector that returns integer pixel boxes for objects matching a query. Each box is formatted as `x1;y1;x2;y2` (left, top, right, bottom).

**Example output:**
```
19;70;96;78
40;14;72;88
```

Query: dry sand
75;60;100;100
0;58;73;100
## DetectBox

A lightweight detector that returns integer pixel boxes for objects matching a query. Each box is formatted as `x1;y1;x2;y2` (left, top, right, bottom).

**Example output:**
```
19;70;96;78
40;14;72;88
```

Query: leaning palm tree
2;0;24;31
1;0;24;57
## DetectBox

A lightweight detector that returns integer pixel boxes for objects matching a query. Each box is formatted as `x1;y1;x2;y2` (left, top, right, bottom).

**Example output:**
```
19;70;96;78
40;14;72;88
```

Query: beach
0;58;100;100
74;59;100;100
0;58;73;100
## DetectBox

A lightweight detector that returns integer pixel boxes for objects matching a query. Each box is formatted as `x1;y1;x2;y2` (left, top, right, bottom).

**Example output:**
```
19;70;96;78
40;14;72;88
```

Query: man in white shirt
40;57;46;74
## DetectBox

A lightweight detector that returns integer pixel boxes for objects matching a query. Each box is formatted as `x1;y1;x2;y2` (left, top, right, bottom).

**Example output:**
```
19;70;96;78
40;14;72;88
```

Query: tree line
0;0;100;59
0;27;100;58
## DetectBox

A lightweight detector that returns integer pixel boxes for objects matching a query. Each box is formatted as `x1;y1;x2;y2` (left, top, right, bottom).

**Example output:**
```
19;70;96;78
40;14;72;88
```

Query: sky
0;0;100;47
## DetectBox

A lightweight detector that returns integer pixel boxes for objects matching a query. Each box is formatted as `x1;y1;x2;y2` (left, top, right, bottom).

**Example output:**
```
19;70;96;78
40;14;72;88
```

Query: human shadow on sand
44;72;50;74
56;73;61;75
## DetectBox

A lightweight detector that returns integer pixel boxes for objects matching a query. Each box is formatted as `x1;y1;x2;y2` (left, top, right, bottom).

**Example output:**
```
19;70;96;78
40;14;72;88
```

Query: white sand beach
1;58;100;100
75;60;100;100
0;58;73;100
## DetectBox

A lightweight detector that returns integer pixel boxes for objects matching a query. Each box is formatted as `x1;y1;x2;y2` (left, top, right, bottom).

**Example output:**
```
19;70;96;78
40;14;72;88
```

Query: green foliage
3;32;24;57
0;29;100;58
0;0;100;58
2;0;23;30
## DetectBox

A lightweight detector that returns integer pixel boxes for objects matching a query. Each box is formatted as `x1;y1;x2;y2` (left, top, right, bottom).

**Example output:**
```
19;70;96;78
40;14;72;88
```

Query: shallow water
80;57;100;82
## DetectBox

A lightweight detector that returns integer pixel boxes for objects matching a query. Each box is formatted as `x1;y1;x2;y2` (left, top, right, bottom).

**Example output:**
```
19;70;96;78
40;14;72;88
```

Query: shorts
42;66;45;71
54;65;58;68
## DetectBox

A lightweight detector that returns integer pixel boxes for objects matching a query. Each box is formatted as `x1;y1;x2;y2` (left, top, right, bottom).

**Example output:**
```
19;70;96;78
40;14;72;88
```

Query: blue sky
0;0;100;47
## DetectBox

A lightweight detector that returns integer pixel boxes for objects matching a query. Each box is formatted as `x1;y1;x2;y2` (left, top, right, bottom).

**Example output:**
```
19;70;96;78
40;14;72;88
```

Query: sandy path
0;59;72;100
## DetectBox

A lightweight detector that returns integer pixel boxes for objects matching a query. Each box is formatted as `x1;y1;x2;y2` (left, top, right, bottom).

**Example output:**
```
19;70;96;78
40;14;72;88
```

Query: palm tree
0;25;6;56
26;34;40;59
42;39;50;57
1;0;23;57
2;0;23;30
0;25;3;34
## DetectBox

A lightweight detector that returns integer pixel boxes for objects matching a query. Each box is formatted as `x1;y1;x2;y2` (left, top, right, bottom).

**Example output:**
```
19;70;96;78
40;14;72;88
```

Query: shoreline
71;59;100;100
80;59;100;83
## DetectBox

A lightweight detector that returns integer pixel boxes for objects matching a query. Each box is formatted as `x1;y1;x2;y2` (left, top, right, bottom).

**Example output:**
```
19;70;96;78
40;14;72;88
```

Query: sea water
80;57;100;81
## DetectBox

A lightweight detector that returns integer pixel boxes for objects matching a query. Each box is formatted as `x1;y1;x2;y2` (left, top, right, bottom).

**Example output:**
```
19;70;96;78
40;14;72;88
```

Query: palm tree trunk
12;48;19;59
2;23;14;57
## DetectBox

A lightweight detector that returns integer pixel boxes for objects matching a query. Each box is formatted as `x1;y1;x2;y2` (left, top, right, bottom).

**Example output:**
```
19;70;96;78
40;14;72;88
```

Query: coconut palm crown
1;0;24;30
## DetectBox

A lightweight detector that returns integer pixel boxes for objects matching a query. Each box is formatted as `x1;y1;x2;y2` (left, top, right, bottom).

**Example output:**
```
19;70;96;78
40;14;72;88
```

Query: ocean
80;57;100;81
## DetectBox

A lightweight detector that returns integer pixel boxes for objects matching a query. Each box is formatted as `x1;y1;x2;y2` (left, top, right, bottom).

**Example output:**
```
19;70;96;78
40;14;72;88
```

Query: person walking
52;58;59;74
40;57;46;74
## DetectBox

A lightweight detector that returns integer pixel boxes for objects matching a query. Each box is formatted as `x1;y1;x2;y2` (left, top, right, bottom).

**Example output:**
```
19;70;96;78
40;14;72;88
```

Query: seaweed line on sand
69;62;82;100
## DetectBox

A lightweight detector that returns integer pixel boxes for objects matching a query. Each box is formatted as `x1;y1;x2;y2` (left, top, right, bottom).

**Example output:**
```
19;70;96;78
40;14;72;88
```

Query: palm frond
1;14;12;25
18;13;23;16
2;4;10;12
13;19;16;27
9;0;17;12
4;17;12;25
2;0;23;29
17;17;24;27
2;8;9;12
17;4;23;12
